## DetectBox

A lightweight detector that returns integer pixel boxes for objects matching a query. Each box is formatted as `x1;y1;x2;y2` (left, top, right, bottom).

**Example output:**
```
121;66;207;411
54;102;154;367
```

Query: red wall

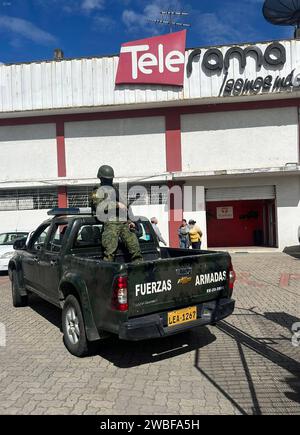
207;200;265;247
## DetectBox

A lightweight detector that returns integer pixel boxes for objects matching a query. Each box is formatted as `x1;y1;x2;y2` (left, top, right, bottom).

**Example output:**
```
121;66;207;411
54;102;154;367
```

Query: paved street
0;253;299;415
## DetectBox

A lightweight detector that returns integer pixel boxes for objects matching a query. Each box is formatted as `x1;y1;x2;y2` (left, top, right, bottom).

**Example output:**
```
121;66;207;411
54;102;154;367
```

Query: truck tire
62;295;90;357
11;270;28;307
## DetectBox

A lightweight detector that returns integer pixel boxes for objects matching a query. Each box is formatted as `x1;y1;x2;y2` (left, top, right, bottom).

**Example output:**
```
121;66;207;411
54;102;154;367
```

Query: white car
0;232;29;272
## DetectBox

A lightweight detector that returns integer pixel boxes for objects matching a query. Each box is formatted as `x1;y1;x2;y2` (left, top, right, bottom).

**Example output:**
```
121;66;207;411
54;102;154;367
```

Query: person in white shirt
151;217;167;246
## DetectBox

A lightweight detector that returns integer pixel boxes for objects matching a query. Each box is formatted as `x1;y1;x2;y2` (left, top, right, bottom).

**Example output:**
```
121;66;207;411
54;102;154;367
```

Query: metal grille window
67;184;168;208
68;186;93;208
127;185;149;205
149;185;168;205
0;188;58;211
127;184;168;205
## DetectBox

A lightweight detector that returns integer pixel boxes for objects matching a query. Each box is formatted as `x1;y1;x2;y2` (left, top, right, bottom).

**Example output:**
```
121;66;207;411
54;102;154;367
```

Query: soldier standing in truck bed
92;165;143;263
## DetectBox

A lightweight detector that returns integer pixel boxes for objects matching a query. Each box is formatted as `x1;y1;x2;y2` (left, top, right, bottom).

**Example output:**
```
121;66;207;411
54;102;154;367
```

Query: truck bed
64;247;231;319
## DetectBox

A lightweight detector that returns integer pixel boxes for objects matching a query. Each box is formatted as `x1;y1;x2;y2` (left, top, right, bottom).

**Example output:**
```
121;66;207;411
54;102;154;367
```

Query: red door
206;200;265;247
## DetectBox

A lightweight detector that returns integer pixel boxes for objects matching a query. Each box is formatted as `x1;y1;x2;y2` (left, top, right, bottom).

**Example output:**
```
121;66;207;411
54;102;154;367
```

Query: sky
0;0;294;64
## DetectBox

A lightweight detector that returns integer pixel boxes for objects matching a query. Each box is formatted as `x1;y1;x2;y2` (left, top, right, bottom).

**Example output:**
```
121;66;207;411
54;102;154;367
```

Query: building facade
0;37;300;249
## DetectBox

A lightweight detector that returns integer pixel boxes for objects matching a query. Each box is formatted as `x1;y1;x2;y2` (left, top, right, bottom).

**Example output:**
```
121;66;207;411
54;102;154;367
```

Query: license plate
168;306;197;327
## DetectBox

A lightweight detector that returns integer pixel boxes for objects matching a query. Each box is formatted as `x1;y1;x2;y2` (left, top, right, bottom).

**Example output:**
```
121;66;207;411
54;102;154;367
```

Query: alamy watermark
94;183;205;223
0;322;6;347
291;322;300;348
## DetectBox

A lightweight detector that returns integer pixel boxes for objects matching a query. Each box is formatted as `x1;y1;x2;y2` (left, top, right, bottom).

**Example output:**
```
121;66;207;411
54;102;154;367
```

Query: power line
148;10;191;33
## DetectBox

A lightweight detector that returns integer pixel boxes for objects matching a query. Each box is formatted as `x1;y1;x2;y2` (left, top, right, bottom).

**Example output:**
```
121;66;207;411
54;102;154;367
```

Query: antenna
148;10;191;33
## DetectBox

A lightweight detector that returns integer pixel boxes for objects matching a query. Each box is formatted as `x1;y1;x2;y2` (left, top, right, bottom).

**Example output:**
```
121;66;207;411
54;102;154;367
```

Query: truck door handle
33;257;39;262
50;260;57;266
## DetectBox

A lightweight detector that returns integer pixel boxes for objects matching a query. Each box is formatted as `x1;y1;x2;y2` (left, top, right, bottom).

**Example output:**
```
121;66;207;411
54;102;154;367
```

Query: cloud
93;15;116;31
195;12;245;45
120;0;279;46
122;0;185;35
0;15;57;46
193;0;272;46
81;0;105;12
122;9;147;33
34;0;106;14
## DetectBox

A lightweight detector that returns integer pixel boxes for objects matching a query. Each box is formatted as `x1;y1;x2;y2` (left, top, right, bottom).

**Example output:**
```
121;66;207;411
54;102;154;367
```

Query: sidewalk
213;246;281;254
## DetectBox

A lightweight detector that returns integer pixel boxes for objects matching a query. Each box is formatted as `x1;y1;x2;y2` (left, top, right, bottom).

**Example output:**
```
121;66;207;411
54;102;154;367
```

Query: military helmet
97;165;114;180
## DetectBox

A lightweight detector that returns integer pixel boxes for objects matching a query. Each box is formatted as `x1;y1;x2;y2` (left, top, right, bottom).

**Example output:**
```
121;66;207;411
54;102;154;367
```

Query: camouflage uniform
93;184;143;263
101;221;143;263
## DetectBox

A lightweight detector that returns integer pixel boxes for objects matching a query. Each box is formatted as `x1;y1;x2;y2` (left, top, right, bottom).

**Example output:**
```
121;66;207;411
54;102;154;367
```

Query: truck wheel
11;270;28;307
62;295;90;357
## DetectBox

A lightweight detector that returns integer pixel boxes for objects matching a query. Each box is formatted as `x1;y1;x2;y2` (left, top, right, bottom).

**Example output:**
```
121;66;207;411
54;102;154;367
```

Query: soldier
93;165;143;264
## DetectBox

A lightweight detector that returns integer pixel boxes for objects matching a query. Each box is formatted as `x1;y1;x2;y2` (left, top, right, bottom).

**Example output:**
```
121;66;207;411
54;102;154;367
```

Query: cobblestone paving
0;253;299;415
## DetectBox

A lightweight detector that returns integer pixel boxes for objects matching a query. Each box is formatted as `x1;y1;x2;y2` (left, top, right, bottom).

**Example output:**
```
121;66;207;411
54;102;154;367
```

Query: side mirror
13;237;27;251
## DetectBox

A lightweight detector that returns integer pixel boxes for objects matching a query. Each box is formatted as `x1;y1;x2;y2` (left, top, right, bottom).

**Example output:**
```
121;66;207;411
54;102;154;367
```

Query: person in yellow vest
188;220;203;250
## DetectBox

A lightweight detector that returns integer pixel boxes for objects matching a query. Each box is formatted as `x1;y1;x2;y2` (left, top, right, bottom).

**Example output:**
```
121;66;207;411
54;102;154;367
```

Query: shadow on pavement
264;312;300;331
194;340;254;415
285;376;300;404
27;294;300;412
28;293;216;367
97;327;216;368
207;321;300;413
283;245;300;259
29;293;62;331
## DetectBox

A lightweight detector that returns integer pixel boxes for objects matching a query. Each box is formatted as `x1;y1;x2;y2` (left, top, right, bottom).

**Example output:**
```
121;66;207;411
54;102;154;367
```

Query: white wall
131;204;169;246
0;124;57;182
188;175;300;250
276;176;300;249
0;210;50;233
181;108;299;172
65;117;166;180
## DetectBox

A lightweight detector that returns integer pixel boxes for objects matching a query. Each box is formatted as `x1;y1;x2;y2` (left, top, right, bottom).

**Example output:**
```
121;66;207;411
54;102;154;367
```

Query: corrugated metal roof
0;39;299;114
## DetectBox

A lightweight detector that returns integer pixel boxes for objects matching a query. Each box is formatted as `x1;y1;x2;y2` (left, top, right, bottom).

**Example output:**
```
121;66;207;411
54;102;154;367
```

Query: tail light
228;262;236;296
112;276;128;312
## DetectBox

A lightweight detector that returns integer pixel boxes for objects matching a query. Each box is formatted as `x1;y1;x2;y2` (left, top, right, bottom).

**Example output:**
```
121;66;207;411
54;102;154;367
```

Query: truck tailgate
127;252;231;317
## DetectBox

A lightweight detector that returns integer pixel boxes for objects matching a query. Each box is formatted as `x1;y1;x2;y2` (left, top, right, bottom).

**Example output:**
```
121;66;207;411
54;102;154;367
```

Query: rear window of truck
73;221;155;249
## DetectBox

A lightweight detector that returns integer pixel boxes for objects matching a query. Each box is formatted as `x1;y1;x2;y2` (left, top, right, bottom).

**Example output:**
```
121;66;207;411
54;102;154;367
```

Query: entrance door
206;185;277;248
206;200;266;247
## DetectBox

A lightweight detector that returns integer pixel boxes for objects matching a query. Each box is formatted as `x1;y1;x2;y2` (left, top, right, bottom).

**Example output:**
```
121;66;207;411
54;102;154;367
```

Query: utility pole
148;10;191;33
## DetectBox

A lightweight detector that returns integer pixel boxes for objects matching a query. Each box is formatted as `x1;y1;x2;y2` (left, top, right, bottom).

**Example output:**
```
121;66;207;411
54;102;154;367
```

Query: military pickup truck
9;209;235;357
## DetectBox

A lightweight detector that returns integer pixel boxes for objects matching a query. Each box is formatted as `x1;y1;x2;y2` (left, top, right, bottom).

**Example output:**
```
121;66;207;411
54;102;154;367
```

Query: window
28;225;51;251
0;232;28;245
0;189;58;211
73;221;154;250
127;184;168;205
136;221;155;243
46;224;68;253
68;187;92;208
33;230;49;250
74;224;103;248
67;184;168;209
